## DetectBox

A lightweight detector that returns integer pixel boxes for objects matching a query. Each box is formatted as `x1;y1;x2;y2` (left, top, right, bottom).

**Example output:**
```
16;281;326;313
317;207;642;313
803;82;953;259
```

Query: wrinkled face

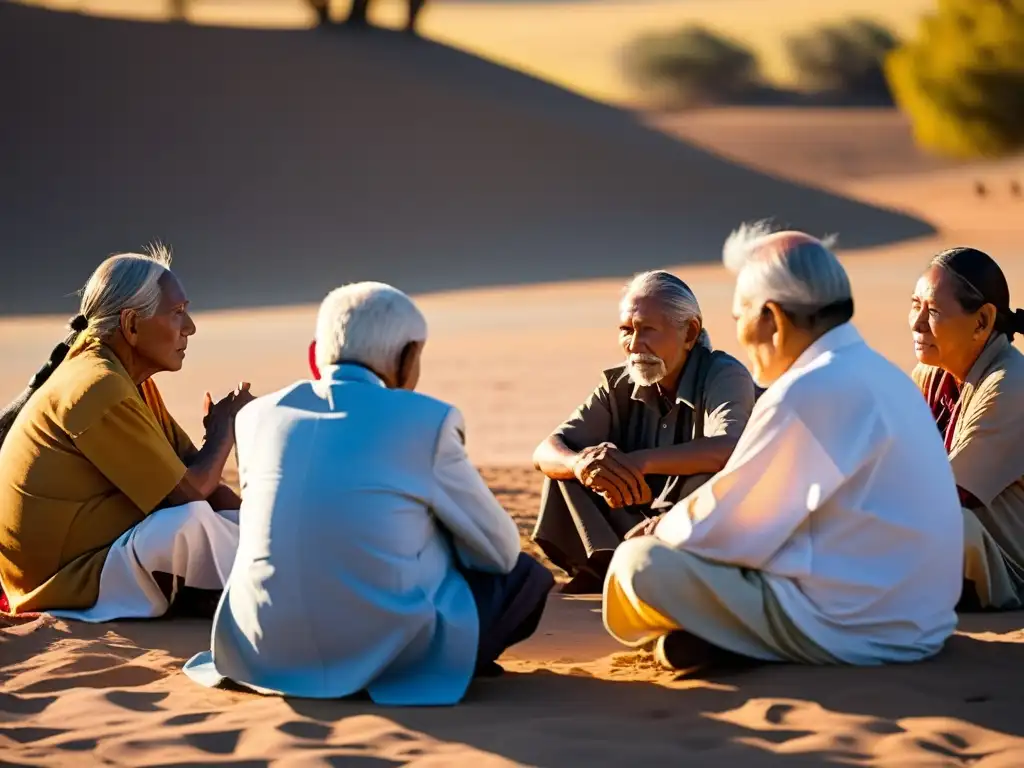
733;291;783;388
131;272;196;373
618;294;694;388
910;265;987;372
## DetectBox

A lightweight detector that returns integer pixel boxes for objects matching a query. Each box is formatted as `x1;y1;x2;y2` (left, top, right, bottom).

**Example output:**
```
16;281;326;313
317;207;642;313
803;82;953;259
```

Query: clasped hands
572;443;664;540
571;442;653;510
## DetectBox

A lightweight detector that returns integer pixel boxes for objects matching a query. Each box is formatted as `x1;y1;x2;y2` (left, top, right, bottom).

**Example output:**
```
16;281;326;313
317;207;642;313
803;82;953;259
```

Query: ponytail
0;314;89;450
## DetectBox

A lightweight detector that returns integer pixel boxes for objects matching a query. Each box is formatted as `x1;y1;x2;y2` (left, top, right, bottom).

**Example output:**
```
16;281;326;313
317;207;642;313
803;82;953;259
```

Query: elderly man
532;270;756;594
604;223;963;669
184;282;553;706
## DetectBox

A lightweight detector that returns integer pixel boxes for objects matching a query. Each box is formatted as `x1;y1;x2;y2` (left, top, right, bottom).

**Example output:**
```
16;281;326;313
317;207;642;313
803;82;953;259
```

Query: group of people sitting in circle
0;220;1021;706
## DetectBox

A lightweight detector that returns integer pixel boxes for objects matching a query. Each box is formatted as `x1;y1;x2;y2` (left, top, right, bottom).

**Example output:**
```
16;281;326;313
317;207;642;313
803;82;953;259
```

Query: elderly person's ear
396;341;424;391
976;304;998;339
762;302;785;337
119;308;140;345
683;317;702;349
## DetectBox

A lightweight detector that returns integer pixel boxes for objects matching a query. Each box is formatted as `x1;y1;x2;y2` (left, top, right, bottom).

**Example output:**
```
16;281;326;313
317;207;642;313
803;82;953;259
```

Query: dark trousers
532;477;649;578
460;553;554;674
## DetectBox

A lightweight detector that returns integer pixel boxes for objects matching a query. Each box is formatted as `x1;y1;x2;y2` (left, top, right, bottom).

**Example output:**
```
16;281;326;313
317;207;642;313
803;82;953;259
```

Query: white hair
315;281;427;374
79;244;173;340
723;220;850;314
622;269;712;349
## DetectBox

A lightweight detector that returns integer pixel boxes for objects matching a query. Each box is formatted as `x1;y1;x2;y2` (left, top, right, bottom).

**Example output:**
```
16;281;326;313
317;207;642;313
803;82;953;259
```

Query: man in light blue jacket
184;282;553;705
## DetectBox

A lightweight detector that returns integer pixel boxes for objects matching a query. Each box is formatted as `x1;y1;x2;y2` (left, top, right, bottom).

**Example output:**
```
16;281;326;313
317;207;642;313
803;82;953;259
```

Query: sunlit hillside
16;0;936;105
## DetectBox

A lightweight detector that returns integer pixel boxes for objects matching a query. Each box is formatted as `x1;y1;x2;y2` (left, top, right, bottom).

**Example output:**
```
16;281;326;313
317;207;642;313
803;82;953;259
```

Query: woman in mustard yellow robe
0;247;251;619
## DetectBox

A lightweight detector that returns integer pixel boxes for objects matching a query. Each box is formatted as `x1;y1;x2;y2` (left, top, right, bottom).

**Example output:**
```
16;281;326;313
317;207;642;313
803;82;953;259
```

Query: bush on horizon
786;18;899;100
621;26;761;109
885;0;1024;158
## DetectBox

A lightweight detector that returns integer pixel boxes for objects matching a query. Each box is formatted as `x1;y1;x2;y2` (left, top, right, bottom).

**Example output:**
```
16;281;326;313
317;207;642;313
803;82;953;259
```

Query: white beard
626;354;667;387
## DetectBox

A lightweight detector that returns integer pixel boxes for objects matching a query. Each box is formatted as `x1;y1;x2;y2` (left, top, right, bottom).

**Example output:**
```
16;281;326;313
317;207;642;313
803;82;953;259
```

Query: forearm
207;483;242;511
532;435;579;480
631;436;738;477
166;424;235;504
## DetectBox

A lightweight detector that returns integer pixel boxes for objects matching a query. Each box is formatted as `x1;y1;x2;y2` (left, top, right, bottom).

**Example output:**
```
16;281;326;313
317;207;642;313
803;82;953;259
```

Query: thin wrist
631;449;649;474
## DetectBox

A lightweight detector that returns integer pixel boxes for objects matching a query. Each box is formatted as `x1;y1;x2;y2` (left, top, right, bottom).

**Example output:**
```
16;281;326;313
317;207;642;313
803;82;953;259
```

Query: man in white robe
184;282;553;705
603;223;964;669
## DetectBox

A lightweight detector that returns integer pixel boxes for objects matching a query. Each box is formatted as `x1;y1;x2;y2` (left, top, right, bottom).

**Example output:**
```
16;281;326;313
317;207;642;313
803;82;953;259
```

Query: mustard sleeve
72;396;189;514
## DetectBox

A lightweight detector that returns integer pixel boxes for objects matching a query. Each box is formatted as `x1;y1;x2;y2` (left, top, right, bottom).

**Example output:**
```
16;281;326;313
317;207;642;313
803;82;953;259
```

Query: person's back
185;282;552;705
758;329;961;661
604;225;962;670
213;370;471;701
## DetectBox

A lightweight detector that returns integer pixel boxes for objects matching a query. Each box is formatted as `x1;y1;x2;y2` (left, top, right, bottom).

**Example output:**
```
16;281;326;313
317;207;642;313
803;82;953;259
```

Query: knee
608;536;669;599
159;500;221;532
516;552;556;589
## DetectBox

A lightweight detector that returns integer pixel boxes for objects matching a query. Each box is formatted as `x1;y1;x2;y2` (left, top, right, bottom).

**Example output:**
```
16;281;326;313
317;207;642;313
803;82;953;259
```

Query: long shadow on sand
284;614;1024;765
0;3;934;316
1;611;1023;764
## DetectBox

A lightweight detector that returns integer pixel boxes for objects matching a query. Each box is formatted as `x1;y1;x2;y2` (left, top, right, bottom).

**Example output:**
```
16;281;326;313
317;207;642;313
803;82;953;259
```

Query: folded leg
532;477;646;592
603;537;837;667
962;506;1024;611
50;501;239;623
461;553;555;675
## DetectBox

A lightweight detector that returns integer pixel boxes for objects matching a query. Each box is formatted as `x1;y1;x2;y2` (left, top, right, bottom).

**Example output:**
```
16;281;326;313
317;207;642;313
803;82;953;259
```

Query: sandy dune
17;0;938;103
4;2;1024;766
0;2;932;317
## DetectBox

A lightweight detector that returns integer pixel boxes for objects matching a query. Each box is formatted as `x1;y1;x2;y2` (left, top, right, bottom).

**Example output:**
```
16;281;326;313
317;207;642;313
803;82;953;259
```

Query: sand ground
3;2;1024;766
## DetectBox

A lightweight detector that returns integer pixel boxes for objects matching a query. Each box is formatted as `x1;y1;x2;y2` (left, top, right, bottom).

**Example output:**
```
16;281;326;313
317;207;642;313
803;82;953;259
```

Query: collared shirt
656;323;962;663
192;364;521;705
554;344;755;506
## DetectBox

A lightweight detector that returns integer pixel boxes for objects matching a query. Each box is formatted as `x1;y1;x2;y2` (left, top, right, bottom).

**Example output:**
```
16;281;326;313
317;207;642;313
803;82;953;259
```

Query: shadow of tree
0;3;934;317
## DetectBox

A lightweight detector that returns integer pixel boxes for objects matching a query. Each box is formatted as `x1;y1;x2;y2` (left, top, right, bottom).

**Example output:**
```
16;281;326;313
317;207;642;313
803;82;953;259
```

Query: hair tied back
69;314;89;332
1013;308;1024;338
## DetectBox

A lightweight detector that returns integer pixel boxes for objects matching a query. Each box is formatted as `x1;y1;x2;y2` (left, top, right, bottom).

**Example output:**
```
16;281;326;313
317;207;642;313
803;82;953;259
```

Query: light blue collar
320;363;387;388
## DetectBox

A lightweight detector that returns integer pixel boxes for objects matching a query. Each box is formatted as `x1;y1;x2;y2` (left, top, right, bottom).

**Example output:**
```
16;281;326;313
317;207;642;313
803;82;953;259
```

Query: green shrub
786;19;899;98
622;26;761;109
885;0;1024;158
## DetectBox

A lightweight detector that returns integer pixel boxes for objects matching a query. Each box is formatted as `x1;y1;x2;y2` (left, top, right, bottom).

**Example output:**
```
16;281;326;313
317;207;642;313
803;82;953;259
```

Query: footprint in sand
21;660;164;694
0;726;66;744
165;712;214;727
104;690;169;712
278;720;333;740
0;692;57;716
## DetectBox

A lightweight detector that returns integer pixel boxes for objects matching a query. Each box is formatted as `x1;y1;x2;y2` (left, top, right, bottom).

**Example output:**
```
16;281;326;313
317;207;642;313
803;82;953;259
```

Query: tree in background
621;26;761;109
885;0;1024;158
786;19;899;102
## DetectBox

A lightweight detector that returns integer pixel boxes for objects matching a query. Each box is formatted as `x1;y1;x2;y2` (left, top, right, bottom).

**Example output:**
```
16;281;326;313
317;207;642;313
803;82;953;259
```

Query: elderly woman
0;248;250;620
603;222;962;670
909;247;1024;611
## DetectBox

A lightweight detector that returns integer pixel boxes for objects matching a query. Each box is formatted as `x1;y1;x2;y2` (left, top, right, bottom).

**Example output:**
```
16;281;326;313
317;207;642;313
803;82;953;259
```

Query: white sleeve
430;407;521;574
654;401;846;568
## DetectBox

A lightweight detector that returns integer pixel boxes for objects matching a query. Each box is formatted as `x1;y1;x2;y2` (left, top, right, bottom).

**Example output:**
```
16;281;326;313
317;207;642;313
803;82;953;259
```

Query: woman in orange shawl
0;247;252;620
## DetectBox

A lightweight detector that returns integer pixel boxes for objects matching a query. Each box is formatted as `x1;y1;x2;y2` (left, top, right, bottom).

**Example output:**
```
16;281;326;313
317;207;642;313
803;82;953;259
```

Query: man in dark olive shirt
532;271;756;593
